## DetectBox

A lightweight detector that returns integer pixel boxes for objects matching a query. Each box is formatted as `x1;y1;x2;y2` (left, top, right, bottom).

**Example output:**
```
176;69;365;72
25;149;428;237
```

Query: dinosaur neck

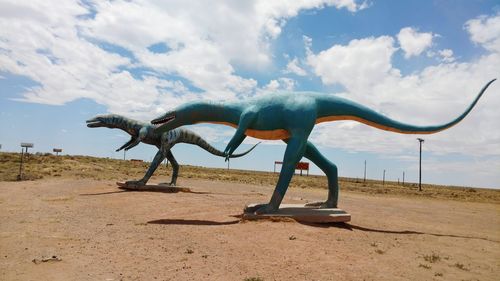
109;117;146;136
182;101;243;126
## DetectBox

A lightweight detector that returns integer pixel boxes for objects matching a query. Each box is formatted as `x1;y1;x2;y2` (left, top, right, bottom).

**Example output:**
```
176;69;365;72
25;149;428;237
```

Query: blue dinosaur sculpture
86;114;258;187
152;79;496;214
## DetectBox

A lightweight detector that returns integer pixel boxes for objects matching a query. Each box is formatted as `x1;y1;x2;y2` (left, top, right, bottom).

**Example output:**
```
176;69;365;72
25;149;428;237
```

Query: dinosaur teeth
152;115;175;125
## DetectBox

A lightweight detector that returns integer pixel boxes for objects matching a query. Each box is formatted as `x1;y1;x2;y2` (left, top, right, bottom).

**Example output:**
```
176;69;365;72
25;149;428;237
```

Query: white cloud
438;49;455;63
285;57;307;76
465;13;500;52
307;36;398;94
397;27;434;58
0;0;364;119
184;125;234;143
306;14;500;161
261;77;297;93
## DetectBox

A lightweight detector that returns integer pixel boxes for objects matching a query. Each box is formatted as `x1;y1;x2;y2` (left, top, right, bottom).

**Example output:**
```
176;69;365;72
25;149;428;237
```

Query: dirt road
0;178;498;280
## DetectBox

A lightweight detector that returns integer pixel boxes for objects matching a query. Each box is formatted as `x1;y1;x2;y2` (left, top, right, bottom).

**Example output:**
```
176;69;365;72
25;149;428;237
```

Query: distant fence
274;161;309;176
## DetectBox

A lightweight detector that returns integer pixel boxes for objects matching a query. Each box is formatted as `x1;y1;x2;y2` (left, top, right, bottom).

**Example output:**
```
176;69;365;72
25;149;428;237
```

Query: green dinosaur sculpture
86;114;258;187
152;79;495;214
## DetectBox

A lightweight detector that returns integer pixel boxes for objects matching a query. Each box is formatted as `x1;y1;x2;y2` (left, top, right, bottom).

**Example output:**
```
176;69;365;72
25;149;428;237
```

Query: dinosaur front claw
223;144;237;161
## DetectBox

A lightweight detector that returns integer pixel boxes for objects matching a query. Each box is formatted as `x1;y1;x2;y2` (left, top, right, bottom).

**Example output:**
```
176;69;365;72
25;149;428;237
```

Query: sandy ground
0;178;499;281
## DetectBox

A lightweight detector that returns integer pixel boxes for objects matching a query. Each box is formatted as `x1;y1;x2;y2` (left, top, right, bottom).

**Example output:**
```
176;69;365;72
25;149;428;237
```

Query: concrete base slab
243;203;351;223
116;182;191;193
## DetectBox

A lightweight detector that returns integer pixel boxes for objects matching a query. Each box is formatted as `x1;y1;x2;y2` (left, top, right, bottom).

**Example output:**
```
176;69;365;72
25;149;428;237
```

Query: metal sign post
18;143;34;181
53;148;62;156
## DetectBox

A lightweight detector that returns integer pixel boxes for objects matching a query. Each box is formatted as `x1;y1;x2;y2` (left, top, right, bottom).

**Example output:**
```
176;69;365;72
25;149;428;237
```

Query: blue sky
1;0;499;188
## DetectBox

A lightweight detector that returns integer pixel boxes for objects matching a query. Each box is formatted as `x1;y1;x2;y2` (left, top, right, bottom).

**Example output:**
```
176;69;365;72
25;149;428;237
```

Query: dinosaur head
152;101;222;134
87;114;148;152
151;103;195;134
86;114;124;129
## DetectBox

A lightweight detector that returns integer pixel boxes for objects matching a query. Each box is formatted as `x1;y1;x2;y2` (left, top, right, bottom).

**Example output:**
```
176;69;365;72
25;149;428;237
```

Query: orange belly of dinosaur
205;121;290;140
244;128;290;140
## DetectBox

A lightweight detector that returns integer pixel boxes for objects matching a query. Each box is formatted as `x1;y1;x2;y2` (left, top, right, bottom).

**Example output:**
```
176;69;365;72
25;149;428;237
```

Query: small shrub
454;263;469;271
423;253;441;263
244;278;263;281
419;263;431;269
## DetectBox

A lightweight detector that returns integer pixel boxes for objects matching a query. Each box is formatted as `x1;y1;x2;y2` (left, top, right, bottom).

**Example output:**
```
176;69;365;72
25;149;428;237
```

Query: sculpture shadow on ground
79;185;210;196
118;188;212;195
80;186;261;196
148;219;240;226
80;190;128;196
146;216;498;243
299;222;497;243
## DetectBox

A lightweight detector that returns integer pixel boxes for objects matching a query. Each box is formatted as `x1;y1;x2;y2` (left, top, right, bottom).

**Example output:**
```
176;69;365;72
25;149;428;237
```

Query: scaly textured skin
152;79;496;214
86;114;259;187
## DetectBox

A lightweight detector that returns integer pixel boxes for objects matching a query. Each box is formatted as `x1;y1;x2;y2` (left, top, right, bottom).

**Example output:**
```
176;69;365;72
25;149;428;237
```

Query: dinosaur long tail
181;130;259;157
318;79;496;134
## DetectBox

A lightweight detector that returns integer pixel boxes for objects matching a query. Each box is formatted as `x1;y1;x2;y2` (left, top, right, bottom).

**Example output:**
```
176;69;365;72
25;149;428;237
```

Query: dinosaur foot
304;201;337;209
117;180;146;190
244;203;278;215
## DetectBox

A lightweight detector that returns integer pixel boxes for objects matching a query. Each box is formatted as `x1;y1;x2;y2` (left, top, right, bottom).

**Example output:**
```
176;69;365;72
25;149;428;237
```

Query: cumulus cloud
306;15;500;160
0;0;365;119
465;13;500;52
307;36;398;94
285;57;307;76
260;78;297;94
397;27;434;58
438;49;455;63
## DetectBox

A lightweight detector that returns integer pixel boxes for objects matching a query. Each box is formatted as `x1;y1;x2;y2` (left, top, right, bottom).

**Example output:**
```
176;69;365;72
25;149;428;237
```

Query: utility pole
417;138;424;191
363;160;366;182
402;171;405;186
227;158;230;170
123;150;126;161
383;169;386;186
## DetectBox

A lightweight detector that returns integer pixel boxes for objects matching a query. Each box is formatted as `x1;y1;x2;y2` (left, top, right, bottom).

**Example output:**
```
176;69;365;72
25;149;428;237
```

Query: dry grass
1;152;499;203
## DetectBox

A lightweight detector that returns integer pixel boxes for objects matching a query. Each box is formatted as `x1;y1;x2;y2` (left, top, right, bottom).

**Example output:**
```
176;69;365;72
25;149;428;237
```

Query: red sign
296;162;309;170
274;161;309;170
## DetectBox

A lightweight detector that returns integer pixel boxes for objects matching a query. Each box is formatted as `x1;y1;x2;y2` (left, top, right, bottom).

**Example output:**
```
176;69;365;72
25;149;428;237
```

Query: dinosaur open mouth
151;113;175;125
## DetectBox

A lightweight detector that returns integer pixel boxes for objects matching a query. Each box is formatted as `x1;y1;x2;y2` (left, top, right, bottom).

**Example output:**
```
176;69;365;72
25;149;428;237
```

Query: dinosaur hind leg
303;141;338;208
125;150;165;187
165;150;179;186
247;136;308;214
